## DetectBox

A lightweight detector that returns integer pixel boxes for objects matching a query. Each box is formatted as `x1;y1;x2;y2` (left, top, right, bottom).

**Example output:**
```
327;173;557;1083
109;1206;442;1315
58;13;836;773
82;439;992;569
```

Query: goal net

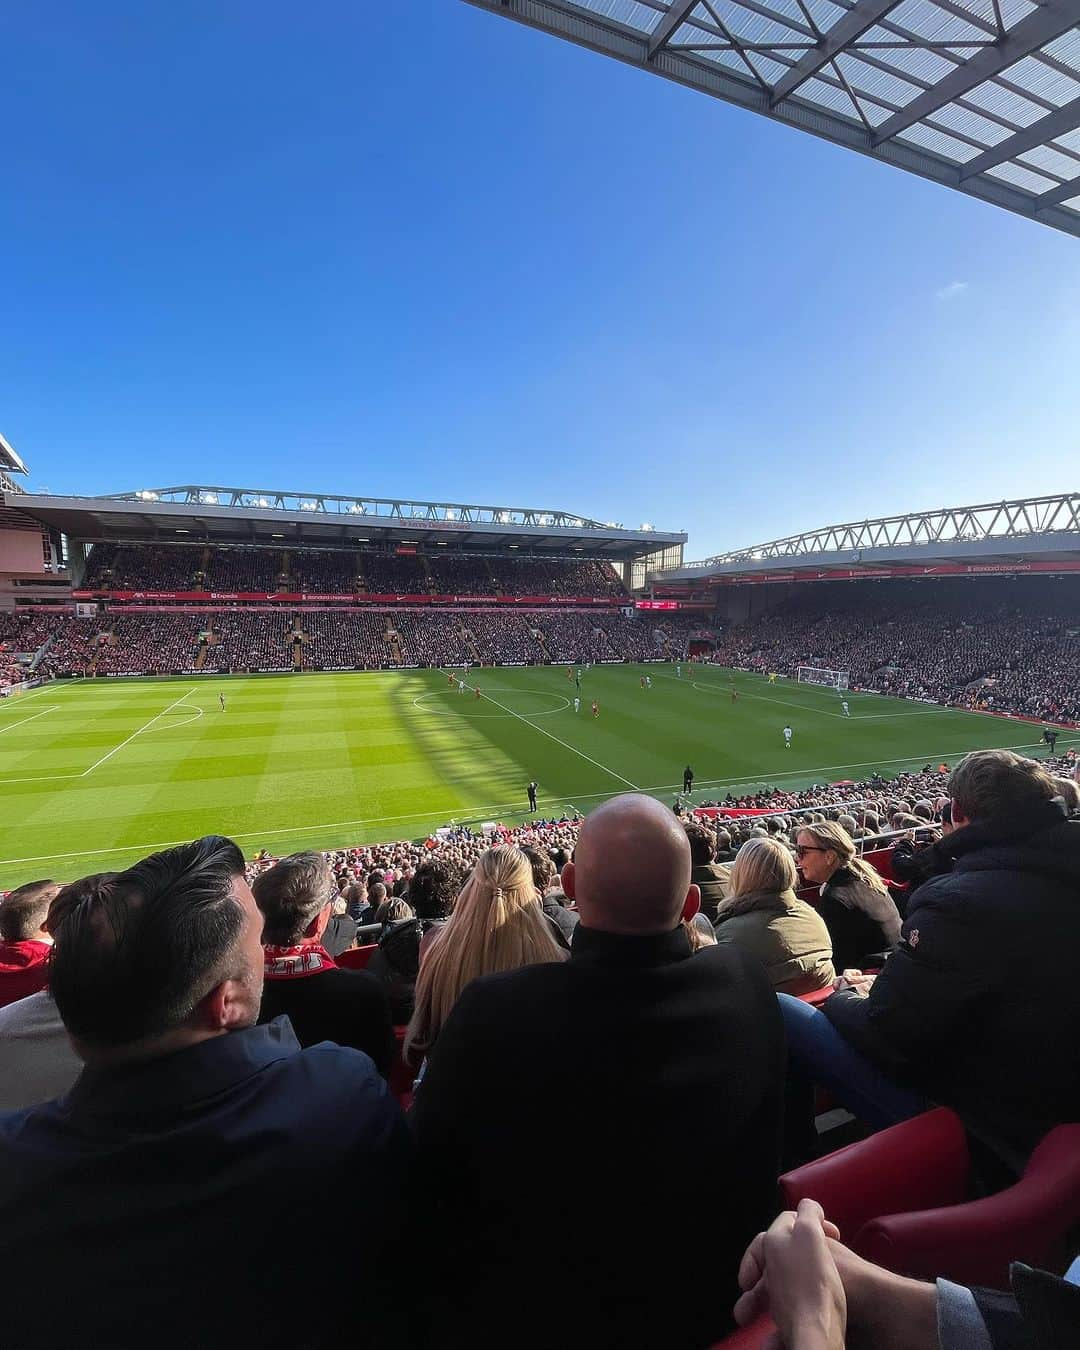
797;665;850;692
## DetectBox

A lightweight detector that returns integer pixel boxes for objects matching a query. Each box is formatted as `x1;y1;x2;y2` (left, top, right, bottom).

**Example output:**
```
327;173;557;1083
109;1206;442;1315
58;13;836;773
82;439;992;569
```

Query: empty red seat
336;943;377;970
780;1107;1080;1289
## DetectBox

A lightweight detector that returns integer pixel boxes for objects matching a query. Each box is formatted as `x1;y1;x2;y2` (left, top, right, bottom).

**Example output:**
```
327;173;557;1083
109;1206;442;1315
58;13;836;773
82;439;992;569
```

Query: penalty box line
0;688;200;785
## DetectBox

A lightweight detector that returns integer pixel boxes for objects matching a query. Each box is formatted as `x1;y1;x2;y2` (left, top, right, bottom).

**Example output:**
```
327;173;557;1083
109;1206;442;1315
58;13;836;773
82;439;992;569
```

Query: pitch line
0;706;59;735
4;732;1078;870
79;688;200;776
460;682;638;790
0;684;63;712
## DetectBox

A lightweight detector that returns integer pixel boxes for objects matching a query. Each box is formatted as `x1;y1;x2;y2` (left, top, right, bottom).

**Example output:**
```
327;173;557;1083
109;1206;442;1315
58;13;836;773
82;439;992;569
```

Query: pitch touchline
3;731;1076;869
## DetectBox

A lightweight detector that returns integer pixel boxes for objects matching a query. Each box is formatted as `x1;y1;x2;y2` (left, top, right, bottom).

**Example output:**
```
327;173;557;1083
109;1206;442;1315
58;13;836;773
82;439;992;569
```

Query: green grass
1;664;1074;888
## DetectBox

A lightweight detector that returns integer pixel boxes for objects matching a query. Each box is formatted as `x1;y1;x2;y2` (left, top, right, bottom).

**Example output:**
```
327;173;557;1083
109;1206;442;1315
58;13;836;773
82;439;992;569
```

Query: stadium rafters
4;485;685;560
465;0;1080;239
106;485;624;531
685;492;1080;565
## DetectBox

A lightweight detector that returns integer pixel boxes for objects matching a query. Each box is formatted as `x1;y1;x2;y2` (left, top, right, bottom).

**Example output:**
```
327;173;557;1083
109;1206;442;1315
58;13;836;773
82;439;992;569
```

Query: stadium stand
709;577;1080;724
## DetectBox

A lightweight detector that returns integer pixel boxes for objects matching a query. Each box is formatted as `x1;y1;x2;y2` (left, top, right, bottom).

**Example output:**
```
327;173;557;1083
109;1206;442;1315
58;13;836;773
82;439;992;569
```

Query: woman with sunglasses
794;822;901;972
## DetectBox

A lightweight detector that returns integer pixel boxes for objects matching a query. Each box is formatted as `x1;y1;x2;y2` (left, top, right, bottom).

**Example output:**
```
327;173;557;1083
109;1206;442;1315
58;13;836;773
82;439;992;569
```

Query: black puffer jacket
366;919;421;1024
825;801;1080;1171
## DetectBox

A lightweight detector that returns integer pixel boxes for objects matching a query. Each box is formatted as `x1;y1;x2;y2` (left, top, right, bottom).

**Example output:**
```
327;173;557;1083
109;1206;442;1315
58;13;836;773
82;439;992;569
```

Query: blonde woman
713;837;834;994
406;846;565;1060
794;821;901;971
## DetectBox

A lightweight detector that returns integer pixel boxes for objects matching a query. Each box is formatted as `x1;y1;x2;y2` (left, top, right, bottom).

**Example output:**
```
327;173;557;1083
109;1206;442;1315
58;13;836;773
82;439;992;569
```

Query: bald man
411;794;784;1350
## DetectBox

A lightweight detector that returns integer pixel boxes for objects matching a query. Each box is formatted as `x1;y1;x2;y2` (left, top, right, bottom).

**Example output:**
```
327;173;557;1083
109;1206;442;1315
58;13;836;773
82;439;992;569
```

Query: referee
527;780;538;813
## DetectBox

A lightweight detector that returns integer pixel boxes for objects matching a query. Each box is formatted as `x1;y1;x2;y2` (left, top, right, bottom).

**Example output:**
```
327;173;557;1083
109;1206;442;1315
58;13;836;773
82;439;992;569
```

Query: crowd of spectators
2;747;1078;1347
20;609;693;674
711;576;1080;723
82;543;628;598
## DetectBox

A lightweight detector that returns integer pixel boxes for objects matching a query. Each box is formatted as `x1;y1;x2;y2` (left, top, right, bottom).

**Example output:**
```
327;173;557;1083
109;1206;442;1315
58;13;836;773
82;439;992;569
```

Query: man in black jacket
780;749;1080;1173
253;852;395;1078
411;793;784;1350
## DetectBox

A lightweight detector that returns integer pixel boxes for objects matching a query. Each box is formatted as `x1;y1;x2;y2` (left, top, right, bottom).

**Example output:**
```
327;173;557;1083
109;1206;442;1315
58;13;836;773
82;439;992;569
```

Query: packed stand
710;575;1080;723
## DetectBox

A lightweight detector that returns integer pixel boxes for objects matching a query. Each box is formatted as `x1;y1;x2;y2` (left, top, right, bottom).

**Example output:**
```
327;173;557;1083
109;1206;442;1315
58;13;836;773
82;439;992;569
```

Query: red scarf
263;941;337;980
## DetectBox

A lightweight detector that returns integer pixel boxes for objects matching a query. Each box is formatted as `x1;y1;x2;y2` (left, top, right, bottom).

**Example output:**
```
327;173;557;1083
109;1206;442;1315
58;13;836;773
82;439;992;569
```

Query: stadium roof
2;485;685;558
466;0;1080;239
0;433;28;489
651;491;1080;581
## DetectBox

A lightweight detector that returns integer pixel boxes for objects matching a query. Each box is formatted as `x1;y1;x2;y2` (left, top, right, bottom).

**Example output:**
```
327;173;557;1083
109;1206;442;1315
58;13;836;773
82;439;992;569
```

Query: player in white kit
573;696;580;713
783;724;793;748
841;700;850;717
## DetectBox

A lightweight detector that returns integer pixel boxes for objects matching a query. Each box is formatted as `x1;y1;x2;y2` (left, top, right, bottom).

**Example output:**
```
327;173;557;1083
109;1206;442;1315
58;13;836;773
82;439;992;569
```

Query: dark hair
550;847;571;871
368;881;388;907
949;750;1057;823
252;851;332;945
48;838;247;1049
520;846;555;893
406;860;455;922
0;878;61;943
939;800;953;826
713;827;731;852
683;822;716;866
376;897;414;926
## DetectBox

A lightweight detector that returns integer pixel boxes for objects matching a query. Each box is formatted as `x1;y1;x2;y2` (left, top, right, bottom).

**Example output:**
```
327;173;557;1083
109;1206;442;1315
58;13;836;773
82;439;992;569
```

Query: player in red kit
591;699;599;718
475;686;482;700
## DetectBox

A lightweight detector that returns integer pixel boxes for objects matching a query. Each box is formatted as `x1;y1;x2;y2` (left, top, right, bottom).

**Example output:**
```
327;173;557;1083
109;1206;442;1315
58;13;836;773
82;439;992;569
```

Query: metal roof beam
769;0;905;104
648;1;700;59
872;0;1080;146
960;90;1080;178
1037;168;1080;205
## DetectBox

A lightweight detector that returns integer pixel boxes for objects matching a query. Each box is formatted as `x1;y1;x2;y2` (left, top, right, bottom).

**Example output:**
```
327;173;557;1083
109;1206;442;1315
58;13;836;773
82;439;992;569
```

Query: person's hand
734;1199;846;1350
834;970;876;996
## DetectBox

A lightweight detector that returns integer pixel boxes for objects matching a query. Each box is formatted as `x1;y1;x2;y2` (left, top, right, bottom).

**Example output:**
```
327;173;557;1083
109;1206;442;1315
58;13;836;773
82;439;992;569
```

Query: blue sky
3;0;1078;559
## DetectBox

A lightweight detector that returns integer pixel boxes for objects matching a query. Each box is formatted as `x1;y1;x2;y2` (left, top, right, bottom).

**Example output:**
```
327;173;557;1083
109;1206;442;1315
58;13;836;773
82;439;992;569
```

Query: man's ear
681;883;701;923
561;861;576;902
198;979;250;1032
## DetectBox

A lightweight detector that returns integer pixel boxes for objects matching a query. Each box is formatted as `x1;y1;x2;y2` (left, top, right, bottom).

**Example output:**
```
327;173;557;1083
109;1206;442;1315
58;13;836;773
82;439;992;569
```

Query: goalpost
796;665;850;692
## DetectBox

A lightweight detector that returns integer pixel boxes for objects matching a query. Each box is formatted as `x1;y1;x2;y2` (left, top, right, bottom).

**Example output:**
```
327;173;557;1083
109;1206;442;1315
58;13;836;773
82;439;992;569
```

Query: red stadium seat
390;1025;418;1109
779;1107;1080;1289
797;985;835;1007
710;1315;775;1347
336;943;377;970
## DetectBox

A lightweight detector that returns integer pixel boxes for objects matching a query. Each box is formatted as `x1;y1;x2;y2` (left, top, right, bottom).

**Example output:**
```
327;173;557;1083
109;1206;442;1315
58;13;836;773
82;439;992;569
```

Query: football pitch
2;665;1075;889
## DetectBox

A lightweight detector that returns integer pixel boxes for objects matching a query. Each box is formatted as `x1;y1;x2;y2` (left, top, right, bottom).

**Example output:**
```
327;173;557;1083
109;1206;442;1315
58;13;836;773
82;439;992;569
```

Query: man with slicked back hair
0;836;413;1350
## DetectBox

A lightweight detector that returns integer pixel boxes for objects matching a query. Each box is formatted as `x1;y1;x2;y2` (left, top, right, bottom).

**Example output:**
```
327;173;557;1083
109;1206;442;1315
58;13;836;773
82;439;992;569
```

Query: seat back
855;1123;1080;1290
780;1107;970;1240
337;943;378;970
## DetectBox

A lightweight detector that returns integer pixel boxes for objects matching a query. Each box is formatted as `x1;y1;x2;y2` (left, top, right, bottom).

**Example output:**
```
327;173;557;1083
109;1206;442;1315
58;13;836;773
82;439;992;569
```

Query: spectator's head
948;749;1058;828
562;794;699;937
713;826;732;853
796;820;890;895
683;821;717;867
375;897;414;926
407;859;455;923
520;846;556;896
48;838;258;1063
368;881;388;909
406;846;562;1056
252;851;334;945
0;879;62;944
1054;776;1080;814
727;836;798;900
